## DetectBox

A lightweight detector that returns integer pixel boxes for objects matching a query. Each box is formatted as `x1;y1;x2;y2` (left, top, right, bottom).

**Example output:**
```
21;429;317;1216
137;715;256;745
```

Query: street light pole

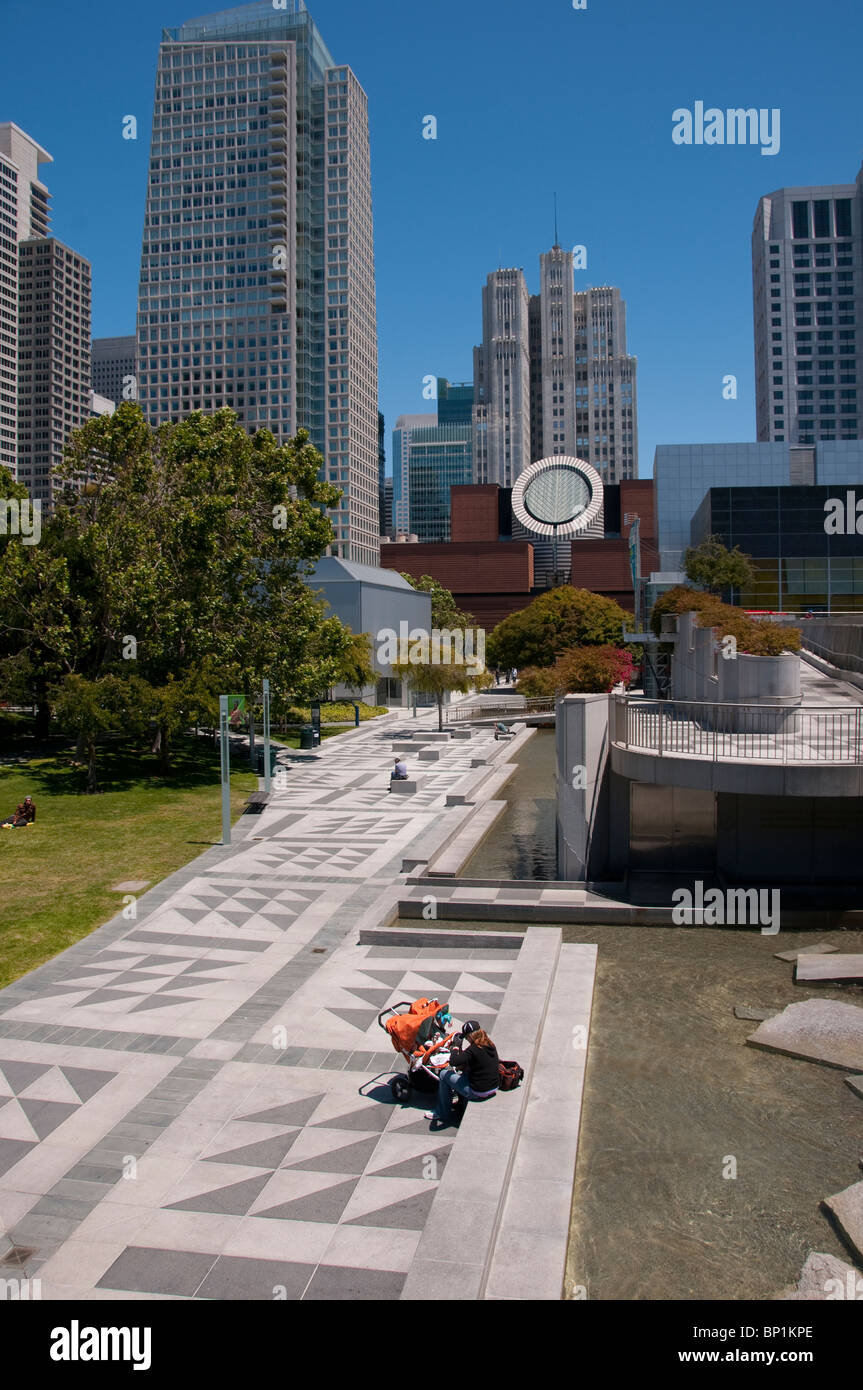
263;678;271;794
219;695;231;846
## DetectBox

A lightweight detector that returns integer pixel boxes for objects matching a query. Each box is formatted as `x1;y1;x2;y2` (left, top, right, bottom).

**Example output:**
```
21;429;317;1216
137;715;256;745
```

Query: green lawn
0;736;258;988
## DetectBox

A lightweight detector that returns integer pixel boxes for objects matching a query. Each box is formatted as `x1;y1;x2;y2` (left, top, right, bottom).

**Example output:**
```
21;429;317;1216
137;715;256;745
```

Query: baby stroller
379;997;458;1103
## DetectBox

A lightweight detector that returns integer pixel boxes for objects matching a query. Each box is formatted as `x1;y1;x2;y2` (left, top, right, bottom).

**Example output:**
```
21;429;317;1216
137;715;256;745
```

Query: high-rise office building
753;165;862;446
92;335;136;406
17;237;92;506
0;123;52;481
436;377;473;425
472;267;531;487
136;0;378;563
473;247;638;488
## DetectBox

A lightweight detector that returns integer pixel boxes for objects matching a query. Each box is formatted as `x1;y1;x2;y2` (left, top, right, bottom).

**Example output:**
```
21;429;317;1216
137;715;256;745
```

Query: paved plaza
0;709;594;1300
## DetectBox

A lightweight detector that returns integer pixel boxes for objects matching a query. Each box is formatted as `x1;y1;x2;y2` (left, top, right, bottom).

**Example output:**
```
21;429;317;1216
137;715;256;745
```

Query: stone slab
796;954;863;983
389;780;417;794
747;999;863;1072
774;942;839;962
417;750;440;762
822;1181;863;1264
779;1250;863;1300
845;1075;863;1101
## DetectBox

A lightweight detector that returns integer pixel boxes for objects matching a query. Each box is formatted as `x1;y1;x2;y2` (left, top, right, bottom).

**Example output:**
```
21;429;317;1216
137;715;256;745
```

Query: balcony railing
611;695;863;764
445;697;555;724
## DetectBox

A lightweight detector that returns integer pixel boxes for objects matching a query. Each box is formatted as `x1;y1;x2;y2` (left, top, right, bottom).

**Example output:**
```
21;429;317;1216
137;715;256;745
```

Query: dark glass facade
691;485;863;611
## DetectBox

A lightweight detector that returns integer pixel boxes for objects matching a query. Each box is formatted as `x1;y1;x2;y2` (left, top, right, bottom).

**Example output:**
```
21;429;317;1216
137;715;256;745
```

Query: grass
0;735;258;989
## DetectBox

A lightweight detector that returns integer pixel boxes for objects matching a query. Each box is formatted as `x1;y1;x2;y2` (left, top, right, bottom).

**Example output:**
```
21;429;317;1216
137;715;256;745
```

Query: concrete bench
389;778;418;794
419;731;452;742
243;791;271;814
494;727;515;740
450;728;473;740
392;740;423;752
418;748;440;762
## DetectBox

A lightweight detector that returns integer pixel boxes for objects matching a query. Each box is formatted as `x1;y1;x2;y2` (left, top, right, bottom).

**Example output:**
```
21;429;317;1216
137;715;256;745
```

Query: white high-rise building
0;123;52;481
753;167;862;445
473;246;638;488
136;1;379;563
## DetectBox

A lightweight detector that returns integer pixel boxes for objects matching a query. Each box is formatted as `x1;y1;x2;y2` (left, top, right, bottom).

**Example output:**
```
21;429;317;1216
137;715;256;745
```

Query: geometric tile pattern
0;709;520;1299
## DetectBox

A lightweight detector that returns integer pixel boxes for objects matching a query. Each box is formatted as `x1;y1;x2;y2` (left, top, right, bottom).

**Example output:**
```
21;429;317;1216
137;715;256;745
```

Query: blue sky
4;0;862;476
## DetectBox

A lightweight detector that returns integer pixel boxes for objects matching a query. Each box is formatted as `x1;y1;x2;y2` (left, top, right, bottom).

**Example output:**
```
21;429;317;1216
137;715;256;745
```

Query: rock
774;942;839;962
779;1250;863;1300
796;954;863;983
734;1005;777;1021
747;998;863;1071
822;1181;863;1265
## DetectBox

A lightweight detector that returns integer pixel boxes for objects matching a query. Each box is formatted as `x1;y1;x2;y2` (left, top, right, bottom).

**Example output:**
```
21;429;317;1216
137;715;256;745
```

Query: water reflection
463;728;558;880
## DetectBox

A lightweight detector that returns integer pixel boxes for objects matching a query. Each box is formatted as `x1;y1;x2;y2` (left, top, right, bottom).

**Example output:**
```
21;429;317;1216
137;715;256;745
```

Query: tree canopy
0;406;357;783
683;535;755;595
486;586;631;670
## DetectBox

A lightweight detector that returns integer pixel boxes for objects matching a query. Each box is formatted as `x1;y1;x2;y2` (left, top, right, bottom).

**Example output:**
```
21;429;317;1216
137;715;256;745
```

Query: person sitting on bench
494;721;513;739
391;757;408;780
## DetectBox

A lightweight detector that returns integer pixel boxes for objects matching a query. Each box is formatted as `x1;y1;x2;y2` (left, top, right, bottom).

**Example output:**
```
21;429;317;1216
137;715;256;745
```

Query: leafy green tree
487;586;630;670
650;585;800;655
332;630;376;699
683;535;755;595
399;572;475;630
391;659;483;732
518;646;636;697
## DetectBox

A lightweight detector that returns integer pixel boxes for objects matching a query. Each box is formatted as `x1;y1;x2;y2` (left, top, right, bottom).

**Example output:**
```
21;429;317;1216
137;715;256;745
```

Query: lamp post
262;678;272;793
219;694;231;846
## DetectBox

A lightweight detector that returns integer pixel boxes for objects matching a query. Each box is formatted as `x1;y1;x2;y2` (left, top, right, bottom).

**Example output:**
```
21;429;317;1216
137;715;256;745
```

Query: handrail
609;694;863;765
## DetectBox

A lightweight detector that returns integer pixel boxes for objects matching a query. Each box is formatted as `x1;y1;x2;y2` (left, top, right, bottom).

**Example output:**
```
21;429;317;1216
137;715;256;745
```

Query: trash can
256;746;279;775
299;726;315;750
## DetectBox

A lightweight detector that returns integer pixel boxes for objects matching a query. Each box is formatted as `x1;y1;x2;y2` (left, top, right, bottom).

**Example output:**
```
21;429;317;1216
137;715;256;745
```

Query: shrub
650;586;800;654
517;645;636;697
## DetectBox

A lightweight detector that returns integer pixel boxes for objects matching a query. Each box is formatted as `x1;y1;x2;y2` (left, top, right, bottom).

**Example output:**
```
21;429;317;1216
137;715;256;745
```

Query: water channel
420;726;863;1299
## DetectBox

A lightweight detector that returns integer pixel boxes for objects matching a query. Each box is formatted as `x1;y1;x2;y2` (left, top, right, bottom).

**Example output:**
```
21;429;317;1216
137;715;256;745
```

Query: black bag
498;1059;524;1091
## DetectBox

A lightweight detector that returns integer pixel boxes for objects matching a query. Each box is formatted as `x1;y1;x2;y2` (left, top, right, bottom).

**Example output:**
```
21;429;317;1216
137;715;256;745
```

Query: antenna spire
553;193;559;248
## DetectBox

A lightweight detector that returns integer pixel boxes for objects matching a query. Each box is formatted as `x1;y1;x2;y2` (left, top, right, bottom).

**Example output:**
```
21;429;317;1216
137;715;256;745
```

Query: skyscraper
472;247;638;488
0;123;52;481
17;238;92;506
136;1;379;563
753;166;861;447
92;335;136;407
472;267;531;487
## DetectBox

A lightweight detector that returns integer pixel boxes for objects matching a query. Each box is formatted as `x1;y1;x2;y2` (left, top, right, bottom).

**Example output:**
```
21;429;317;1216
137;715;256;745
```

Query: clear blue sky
4;0;862;476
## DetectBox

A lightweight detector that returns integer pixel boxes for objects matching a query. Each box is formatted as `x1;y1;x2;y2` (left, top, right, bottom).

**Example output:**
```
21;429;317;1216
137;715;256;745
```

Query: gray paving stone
197;1254;316;1301
98;1246;218;1297
303;1264;405;1301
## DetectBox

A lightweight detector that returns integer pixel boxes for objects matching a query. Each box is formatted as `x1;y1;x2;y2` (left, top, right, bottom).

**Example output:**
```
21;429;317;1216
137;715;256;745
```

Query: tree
332;631;376;699
487;586;630;670
391;659;483;731
1;407;360;784
650;585;800;655
399;572;475;629
683;535;755;596
518;646;636;697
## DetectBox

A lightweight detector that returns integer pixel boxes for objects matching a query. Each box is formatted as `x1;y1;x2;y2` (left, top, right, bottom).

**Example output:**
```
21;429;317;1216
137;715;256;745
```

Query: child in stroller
378;996;460;1103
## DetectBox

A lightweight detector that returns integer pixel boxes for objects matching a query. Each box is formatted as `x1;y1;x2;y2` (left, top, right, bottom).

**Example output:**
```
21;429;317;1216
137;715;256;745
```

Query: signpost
218;695;231;846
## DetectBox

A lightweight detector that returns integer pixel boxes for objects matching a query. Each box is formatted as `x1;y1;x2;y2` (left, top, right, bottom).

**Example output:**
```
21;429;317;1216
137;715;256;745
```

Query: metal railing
445;697;555;723
611;695;863;764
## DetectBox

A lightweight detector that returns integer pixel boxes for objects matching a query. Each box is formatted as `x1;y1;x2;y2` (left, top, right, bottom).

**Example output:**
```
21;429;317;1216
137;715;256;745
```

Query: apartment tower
136;0;379;563
753;165;862;445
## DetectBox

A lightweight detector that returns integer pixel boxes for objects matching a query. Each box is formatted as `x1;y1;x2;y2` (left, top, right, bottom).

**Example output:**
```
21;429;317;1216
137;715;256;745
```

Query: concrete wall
671;610;800;711
556;694;610;880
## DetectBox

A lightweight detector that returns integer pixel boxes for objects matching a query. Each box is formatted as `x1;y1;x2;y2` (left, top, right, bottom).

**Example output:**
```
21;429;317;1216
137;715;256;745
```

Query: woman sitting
426;1021;499;1127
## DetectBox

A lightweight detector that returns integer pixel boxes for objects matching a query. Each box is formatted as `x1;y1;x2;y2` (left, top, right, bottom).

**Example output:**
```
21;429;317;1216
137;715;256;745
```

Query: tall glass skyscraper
136;1;379;563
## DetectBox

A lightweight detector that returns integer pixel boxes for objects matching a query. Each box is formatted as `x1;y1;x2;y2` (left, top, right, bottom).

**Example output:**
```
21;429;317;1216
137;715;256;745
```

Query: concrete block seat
450;728;473;740
389;778;418;794
418;749;440;762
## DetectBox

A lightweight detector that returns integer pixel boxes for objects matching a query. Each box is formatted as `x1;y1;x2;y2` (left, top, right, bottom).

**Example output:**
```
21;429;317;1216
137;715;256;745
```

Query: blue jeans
433;1066;479;1123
